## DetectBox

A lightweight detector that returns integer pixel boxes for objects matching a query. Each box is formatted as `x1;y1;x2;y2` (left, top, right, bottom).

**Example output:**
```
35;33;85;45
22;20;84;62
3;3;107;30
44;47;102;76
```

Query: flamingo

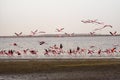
56;28;64;32
13;43;17;46
65;32;74;36
97;49;102;56
90;32;95;35
39;41;46;45
23;49;29;54
88;49;94;54
90;19;97;22
104;25;112;28
81;19;91;23
14;32;22;36
68;49;73;55
16;51;21;55
31;29;38;35
60;44;63;49
8;50;14;56
81;19;103;25
94;24;112;31
109;31;117;36
76;46;80;54
111;47;116;53
95;22;104;25
44;49;49;55
29;50;37;54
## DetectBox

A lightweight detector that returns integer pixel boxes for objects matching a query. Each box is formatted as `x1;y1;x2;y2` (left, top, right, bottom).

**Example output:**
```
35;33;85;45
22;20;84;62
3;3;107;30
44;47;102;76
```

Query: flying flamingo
97;49;102;56
16;51;21;55
81;19;103;25
94;24;112;31
14;32;22;36
44;49;49;55
88;49;94;54
104;25;112;28
95;22;104;25
31;29;38;35
111;47;116;53
23;49;29;54
65;32;74;37
29;50;37;54
56;28;64;32
60;44;63;49
90;32;95;35
109;31;117;36
67;49;73;55
81;19;91;23
8;50;14;56
39;41;46;45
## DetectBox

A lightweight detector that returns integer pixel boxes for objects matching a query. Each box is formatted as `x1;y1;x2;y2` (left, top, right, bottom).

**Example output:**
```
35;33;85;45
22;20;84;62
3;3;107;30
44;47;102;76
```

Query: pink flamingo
13;43;17;46
104;25;112;28
67;49;73;55
90;32;95;36
23;49;29;54
56;28;64;32
94;24;112;31
75;46;80;54
31;29;38;35
16;51;21;55
65;32;74;37
44;49;49;55
96;20;103;24
97;49;102;56
81;19;103;25
29;50;37;54
109;31;117;36
111;47;116;53
39;41;46;45
14;32;22;36
88;49;95;55
8;50;14;56
81;19;91;23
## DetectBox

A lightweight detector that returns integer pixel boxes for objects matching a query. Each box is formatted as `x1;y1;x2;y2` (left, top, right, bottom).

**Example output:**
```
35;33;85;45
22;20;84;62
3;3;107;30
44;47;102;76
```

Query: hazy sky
0;0;120;36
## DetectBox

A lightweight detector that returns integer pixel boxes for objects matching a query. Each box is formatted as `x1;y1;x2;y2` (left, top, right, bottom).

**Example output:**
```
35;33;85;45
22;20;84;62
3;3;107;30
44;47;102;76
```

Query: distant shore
0;34;120;38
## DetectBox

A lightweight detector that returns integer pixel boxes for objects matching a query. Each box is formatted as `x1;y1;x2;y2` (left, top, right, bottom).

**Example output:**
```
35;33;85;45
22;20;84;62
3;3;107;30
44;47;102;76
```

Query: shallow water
0;36;120;59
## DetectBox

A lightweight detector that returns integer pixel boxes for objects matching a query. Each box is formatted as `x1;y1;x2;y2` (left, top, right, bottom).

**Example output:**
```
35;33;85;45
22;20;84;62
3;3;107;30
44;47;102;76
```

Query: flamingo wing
15;33;19;36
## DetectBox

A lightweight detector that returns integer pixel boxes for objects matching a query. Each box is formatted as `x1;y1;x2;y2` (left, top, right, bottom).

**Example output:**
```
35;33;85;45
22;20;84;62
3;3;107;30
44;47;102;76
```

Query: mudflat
0;59;120;80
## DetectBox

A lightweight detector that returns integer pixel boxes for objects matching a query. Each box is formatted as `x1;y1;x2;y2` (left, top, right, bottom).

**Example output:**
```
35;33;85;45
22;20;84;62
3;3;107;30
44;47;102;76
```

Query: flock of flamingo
14;19;118;37
0;42;120;57
81;19;118;36
0;19;119;58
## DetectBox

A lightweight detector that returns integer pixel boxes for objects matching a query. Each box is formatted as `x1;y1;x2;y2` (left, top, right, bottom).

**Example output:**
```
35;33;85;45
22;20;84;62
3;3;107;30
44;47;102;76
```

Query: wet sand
0;59;120;80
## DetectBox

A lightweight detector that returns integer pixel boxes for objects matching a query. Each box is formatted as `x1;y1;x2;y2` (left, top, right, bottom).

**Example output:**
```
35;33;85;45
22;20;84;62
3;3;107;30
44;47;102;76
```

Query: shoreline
0;57;120;61
0;34;120;38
